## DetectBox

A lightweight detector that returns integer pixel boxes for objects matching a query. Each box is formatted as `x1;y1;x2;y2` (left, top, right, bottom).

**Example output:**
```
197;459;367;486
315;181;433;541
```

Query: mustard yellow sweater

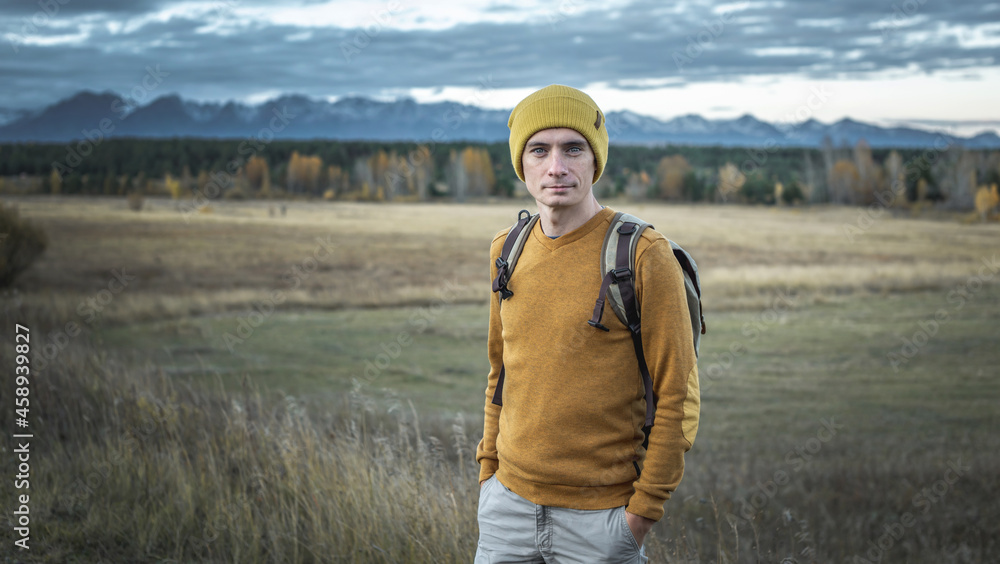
476;206;700;521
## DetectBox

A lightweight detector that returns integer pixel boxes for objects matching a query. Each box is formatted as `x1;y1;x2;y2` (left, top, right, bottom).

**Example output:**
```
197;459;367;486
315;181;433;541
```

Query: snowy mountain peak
0;90;995;149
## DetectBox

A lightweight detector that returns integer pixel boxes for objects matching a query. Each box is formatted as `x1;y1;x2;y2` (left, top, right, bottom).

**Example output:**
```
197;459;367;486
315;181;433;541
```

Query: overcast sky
2;0;999;135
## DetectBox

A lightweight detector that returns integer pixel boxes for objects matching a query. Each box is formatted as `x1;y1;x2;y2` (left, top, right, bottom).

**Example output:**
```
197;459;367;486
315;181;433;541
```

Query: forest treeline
1;137;999;211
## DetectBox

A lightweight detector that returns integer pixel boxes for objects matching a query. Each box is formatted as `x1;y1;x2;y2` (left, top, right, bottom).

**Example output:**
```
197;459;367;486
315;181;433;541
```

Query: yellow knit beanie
507;84;609;184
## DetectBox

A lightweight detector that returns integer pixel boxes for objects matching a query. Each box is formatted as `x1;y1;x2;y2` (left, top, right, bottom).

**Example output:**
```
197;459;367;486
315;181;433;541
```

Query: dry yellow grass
9;196;999;322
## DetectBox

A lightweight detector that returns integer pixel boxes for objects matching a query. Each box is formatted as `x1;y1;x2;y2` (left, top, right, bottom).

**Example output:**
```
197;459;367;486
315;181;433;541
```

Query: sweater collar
532;206;616;250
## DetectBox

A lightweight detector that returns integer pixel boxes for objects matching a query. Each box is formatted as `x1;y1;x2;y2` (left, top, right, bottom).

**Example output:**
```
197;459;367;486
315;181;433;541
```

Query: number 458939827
14;324;30;423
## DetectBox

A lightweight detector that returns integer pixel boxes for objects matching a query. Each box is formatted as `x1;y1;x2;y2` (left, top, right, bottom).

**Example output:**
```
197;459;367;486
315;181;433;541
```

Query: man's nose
547;153;569;176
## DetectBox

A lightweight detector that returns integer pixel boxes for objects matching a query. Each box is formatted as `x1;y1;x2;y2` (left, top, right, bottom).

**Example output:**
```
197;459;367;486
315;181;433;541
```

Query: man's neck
536;195;603;237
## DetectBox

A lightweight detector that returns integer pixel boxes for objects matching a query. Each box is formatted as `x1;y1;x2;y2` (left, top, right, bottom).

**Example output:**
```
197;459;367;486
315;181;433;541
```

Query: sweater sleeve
475;232;507;482
626;237;701;521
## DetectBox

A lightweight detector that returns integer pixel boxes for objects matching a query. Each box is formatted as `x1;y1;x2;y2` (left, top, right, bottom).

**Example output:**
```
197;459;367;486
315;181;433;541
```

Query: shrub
223;186;248;200
0;201;48;287
741;172;773;204
782;181;805;205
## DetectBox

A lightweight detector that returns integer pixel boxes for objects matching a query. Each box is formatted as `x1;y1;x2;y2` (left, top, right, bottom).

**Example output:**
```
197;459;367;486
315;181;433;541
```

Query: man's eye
568;147;582;154
531;148;546;155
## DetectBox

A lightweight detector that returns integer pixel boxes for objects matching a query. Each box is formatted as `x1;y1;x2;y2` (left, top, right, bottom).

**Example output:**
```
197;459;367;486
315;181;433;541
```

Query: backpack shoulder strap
587;212;656;430
586;214;708;438
489;209;537;408
587;212;652;331
602;212;652;328
491;209;538;301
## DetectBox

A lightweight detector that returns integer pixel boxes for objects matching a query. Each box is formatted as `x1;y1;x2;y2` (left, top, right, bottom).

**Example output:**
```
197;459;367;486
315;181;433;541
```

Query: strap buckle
611;266;632;282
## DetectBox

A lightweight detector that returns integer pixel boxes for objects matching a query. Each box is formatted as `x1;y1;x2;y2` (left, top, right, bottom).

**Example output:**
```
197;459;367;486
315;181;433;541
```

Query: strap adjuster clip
611;267;632;282
588;320;610;332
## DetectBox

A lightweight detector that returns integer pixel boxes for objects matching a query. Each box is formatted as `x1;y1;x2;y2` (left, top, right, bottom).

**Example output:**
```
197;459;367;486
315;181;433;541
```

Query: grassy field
1;196;998;563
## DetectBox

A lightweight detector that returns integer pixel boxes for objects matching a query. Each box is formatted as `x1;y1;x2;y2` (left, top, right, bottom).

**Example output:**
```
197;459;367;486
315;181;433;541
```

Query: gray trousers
475;475;648;564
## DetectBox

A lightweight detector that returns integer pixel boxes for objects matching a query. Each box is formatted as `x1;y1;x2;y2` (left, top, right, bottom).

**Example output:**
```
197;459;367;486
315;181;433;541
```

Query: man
475;84;700;563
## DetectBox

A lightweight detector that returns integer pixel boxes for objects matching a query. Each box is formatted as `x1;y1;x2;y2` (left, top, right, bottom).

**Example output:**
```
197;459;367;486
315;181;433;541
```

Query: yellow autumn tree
916;178;929;203
852;139;881;205
164;173;182;199
287;152;322;195
656;155;691;201
49;169;62;195
717;162;745;202
325;165;350;198
828;160;860;205
245;156;269;193
461;147;495;198
974;184;999;222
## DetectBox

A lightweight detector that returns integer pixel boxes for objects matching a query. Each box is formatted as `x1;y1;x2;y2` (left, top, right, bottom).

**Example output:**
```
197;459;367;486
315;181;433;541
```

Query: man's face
521;127;596;210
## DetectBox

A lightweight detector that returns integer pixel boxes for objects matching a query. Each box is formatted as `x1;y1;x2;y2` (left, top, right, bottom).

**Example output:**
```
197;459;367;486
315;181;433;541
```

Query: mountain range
1;90;997;149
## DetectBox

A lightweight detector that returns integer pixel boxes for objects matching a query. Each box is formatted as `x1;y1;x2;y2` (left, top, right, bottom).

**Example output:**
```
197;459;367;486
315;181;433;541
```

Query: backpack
491;209;705;445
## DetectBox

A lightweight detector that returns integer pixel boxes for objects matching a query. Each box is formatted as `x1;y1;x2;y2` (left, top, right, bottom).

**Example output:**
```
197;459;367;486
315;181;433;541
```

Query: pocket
619;507;642;552
477;475;497;515
482;474;498;493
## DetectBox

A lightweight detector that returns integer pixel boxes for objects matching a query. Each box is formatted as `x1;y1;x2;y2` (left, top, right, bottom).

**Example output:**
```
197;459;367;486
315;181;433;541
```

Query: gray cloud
0;0;997;110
